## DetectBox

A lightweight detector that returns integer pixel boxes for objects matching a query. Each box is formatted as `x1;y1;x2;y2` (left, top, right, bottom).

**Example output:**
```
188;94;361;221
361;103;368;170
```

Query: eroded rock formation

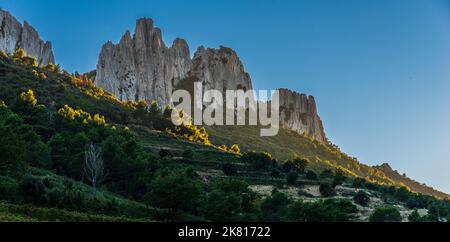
95;18;327;142
0;9;55;65
278;89;327;142
95;18;192;105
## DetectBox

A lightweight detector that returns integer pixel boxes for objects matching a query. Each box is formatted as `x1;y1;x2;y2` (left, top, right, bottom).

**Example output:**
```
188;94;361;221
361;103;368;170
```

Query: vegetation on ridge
1;49;450;222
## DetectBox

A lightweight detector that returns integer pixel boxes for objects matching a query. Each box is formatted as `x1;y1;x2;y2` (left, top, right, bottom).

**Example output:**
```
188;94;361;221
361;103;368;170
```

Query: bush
281;161;293;173
320;169;333;178
260;190;290;221
288;199;357;222
353;191;370;207
306;171;317;180
286;171;298;185
408;210;422;222
201;180;256;222
369;206;402;222
182;149;194;159
229;144;240;155
270;168;281;178
159;149;173;158
291;157;309;173
222;163;237;176
0;176;19;200
319;183;336;197
332;171;346;187
20;175;46;204
352;178;367;188
143;168;202;221
242;152;276;171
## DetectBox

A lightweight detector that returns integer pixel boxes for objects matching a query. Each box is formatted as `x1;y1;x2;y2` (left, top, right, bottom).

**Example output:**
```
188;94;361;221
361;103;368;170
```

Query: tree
201;180;256;222
12;48;26;61
222;163;237;176
353;191;370;207
428;202;449;219
408;210;422;222
271;168;281;178
260;190;291;221
292;157;309;173
182;149;194;159
306;171;317;180
83;144;105;192
369;206;402;222
286;171;298;185
143;169;202;221
319;183;336;197
159;149;173;158
332;169;346;187
288;199;357;222
229;144;240;155
242;152;276;171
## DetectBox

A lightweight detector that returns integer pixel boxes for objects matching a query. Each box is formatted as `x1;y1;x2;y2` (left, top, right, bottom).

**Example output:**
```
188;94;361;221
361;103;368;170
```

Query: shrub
143;168;202;221
288;199;357;222
320;169;334;178
286;171;298;185
408;210;422;222
182;149;194;159
260;190;290;221
0;176;19;200
369;206;402;222
306;171;317;180
428;202;449;219
229;144;241;155
20;175;46;204
319;183;336;197
353;191;370;207
22;56;37;67
159;149;173;158
201;180;256;222
242;152;276;171
352;178;367;188
281;161;293;173
291;157;309;173
270;168;281;178
332;170;346;187
222;163;237;176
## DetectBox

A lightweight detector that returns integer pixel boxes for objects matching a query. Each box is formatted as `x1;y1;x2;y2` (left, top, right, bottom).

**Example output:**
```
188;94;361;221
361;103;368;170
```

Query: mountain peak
0;9;55;66
94;17;327;142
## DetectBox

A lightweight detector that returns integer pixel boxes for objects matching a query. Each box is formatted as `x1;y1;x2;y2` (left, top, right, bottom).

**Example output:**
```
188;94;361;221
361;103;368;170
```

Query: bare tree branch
83;143;105;193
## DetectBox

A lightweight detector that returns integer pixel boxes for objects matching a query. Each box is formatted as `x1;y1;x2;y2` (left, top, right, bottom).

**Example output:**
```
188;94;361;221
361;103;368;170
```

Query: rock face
374;163;450;199
95;18;327;142
189;46;252;92
278;89;327;142
0;9;55;65
95;18;192;105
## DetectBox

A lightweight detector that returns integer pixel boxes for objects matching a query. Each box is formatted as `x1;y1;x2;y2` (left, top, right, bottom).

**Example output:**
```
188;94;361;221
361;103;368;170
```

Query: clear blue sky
2;0;450;193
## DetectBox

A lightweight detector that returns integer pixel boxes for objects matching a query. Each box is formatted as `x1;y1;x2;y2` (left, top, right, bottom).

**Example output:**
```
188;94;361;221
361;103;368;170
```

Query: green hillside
1;50;450;222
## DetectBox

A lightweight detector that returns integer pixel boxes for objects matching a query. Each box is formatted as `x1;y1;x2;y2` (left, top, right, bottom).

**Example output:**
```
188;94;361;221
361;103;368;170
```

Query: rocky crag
95;18;326;142
0;9;54;66
278;89;327;142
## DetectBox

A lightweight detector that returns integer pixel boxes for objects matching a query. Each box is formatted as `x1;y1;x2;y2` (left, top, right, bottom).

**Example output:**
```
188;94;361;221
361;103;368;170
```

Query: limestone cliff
95;18;192;105
189;46;252;92
95;18;327;142
0;9;55;65
278;89;327;142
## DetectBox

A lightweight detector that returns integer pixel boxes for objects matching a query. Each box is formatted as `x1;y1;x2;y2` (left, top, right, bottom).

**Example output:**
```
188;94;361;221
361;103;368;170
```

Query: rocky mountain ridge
0;9;54;66
95;18;326;142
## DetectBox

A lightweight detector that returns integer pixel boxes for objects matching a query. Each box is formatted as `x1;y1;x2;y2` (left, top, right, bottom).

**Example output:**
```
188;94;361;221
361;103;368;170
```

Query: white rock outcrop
95;18;192;105
278;89;327;142
95;18;327;142
0;9;55;65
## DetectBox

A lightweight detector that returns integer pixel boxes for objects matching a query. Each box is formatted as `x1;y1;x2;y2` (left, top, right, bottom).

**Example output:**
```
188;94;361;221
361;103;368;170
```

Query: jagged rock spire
0;9;55;65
